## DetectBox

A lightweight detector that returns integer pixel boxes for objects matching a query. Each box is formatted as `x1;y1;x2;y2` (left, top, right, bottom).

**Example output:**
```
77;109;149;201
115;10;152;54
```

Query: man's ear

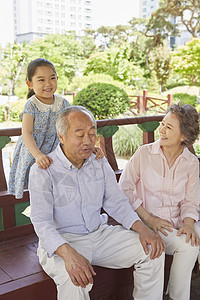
58;132;64;144
26;80;33;89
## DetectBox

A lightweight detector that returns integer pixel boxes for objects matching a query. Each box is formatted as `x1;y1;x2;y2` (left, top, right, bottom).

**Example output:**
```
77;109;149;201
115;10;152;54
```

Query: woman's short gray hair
168;102;199;147
56;105;96;137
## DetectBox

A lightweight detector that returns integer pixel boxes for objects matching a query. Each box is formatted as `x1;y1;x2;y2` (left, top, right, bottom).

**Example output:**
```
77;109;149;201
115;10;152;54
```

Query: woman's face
159;112;184;149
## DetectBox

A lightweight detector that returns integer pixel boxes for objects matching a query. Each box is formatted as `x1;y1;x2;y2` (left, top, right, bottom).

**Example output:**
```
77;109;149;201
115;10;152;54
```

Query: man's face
58;111;97;169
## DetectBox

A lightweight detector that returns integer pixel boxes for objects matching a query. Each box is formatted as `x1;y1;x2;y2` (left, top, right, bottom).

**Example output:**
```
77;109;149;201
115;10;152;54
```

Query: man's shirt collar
55;144;96;170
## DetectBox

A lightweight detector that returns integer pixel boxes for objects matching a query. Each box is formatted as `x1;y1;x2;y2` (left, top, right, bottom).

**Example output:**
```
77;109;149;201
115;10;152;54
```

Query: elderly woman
119;103;200;300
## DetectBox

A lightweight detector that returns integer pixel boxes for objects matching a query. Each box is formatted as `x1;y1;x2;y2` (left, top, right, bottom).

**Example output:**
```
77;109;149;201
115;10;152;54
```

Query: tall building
12;0;94;44
139;0;159;18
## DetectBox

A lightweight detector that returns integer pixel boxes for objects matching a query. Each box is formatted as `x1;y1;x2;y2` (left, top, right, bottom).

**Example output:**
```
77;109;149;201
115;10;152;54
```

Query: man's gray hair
56;105;96;137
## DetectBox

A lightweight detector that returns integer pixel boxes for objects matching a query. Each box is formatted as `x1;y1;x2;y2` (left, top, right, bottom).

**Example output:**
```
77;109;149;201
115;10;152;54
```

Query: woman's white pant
160;223;200;300
38;224;165;300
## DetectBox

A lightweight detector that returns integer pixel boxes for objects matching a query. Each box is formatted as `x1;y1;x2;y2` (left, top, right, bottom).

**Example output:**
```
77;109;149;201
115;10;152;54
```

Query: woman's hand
146;215;174;236
35;153;53;169
177;218;199;246
94;146;104;159
135;205;174;236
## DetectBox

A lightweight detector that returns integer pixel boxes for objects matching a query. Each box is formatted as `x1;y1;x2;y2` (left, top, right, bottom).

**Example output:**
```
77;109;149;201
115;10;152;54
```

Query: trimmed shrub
73;82;130;119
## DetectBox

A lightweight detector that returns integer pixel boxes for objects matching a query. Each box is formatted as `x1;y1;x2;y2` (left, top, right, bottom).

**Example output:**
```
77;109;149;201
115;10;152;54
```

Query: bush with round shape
73;82;130;120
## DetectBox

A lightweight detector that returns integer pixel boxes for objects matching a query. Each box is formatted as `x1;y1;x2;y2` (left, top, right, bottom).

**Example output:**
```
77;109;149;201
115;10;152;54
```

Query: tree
129;14;178;73
171;38;200;85
159;0;200;38
96;25;131;49
149;44;172;90
84;44;144;85
0;42;27;97
148;70;159;93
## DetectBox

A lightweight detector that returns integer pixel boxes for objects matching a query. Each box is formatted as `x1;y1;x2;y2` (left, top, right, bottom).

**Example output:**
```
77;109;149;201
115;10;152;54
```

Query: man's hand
56;243;96;288
131;220;166;260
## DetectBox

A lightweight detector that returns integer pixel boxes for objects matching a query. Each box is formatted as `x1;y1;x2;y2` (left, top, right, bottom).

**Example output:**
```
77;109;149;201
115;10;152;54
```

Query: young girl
9;58;103;199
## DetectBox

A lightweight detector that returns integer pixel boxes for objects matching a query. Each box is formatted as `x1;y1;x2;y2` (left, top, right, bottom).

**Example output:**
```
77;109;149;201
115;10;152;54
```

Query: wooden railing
129;89;173;115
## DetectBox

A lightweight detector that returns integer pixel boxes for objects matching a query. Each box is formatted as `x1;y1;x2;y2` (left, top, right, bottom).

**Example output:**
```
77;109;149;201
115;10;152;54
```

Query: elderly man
29;106;165;300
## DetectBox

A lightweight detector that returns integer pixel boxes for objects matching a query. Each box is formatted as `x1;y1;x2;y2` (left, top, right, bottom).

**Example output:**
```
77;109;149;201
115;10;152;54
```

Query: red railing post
167;94;173;107
72;91;78;100
0;149;7;191
143;132;155;144
143;89;148;112
99;136;118;171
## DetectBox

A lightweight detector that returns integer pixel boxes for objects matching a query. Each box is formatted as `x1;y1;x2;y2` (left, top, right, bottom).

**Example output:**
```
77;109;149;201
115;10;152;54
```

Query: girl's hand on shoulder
36;153;53;169
93;147;104;160
177;224;199;246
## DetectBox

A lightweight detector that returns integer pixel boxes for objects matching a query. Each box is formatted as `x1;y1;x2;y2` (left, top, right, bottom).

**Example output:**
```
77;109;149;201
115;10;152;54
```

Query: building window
45;27;53;33
37;18;43;23
46;19;53;24
45;3;52;8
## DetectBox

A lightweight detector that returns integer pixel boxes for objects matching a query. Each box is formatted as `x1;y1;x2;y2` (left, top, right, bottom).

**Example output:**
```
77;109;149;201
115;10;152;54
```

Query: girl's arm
22;113;53;169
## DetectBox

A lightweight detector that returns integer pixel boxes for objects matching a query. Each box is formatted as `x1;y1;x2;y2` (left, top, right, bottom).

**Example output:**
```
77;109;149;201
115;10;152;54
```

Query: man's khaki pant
38;223;165;300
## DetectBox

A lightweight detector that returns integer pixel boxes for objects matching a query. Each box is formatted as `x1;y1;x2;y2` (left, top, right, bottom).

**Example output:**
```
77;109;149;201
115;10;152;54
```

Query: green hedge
73;82;130;120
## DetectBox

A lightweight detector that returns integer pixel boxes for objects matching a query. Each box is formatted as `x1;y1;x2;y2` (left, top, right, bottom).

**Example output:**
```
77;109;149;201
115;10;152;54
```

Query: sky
94;0;140;28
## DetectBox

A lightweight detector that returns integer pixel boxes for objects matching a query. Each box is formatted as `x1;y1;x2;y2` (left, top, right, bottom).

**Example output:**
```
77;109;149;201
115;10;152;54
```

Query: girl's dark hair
168;102;200;147
26;58;57;99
